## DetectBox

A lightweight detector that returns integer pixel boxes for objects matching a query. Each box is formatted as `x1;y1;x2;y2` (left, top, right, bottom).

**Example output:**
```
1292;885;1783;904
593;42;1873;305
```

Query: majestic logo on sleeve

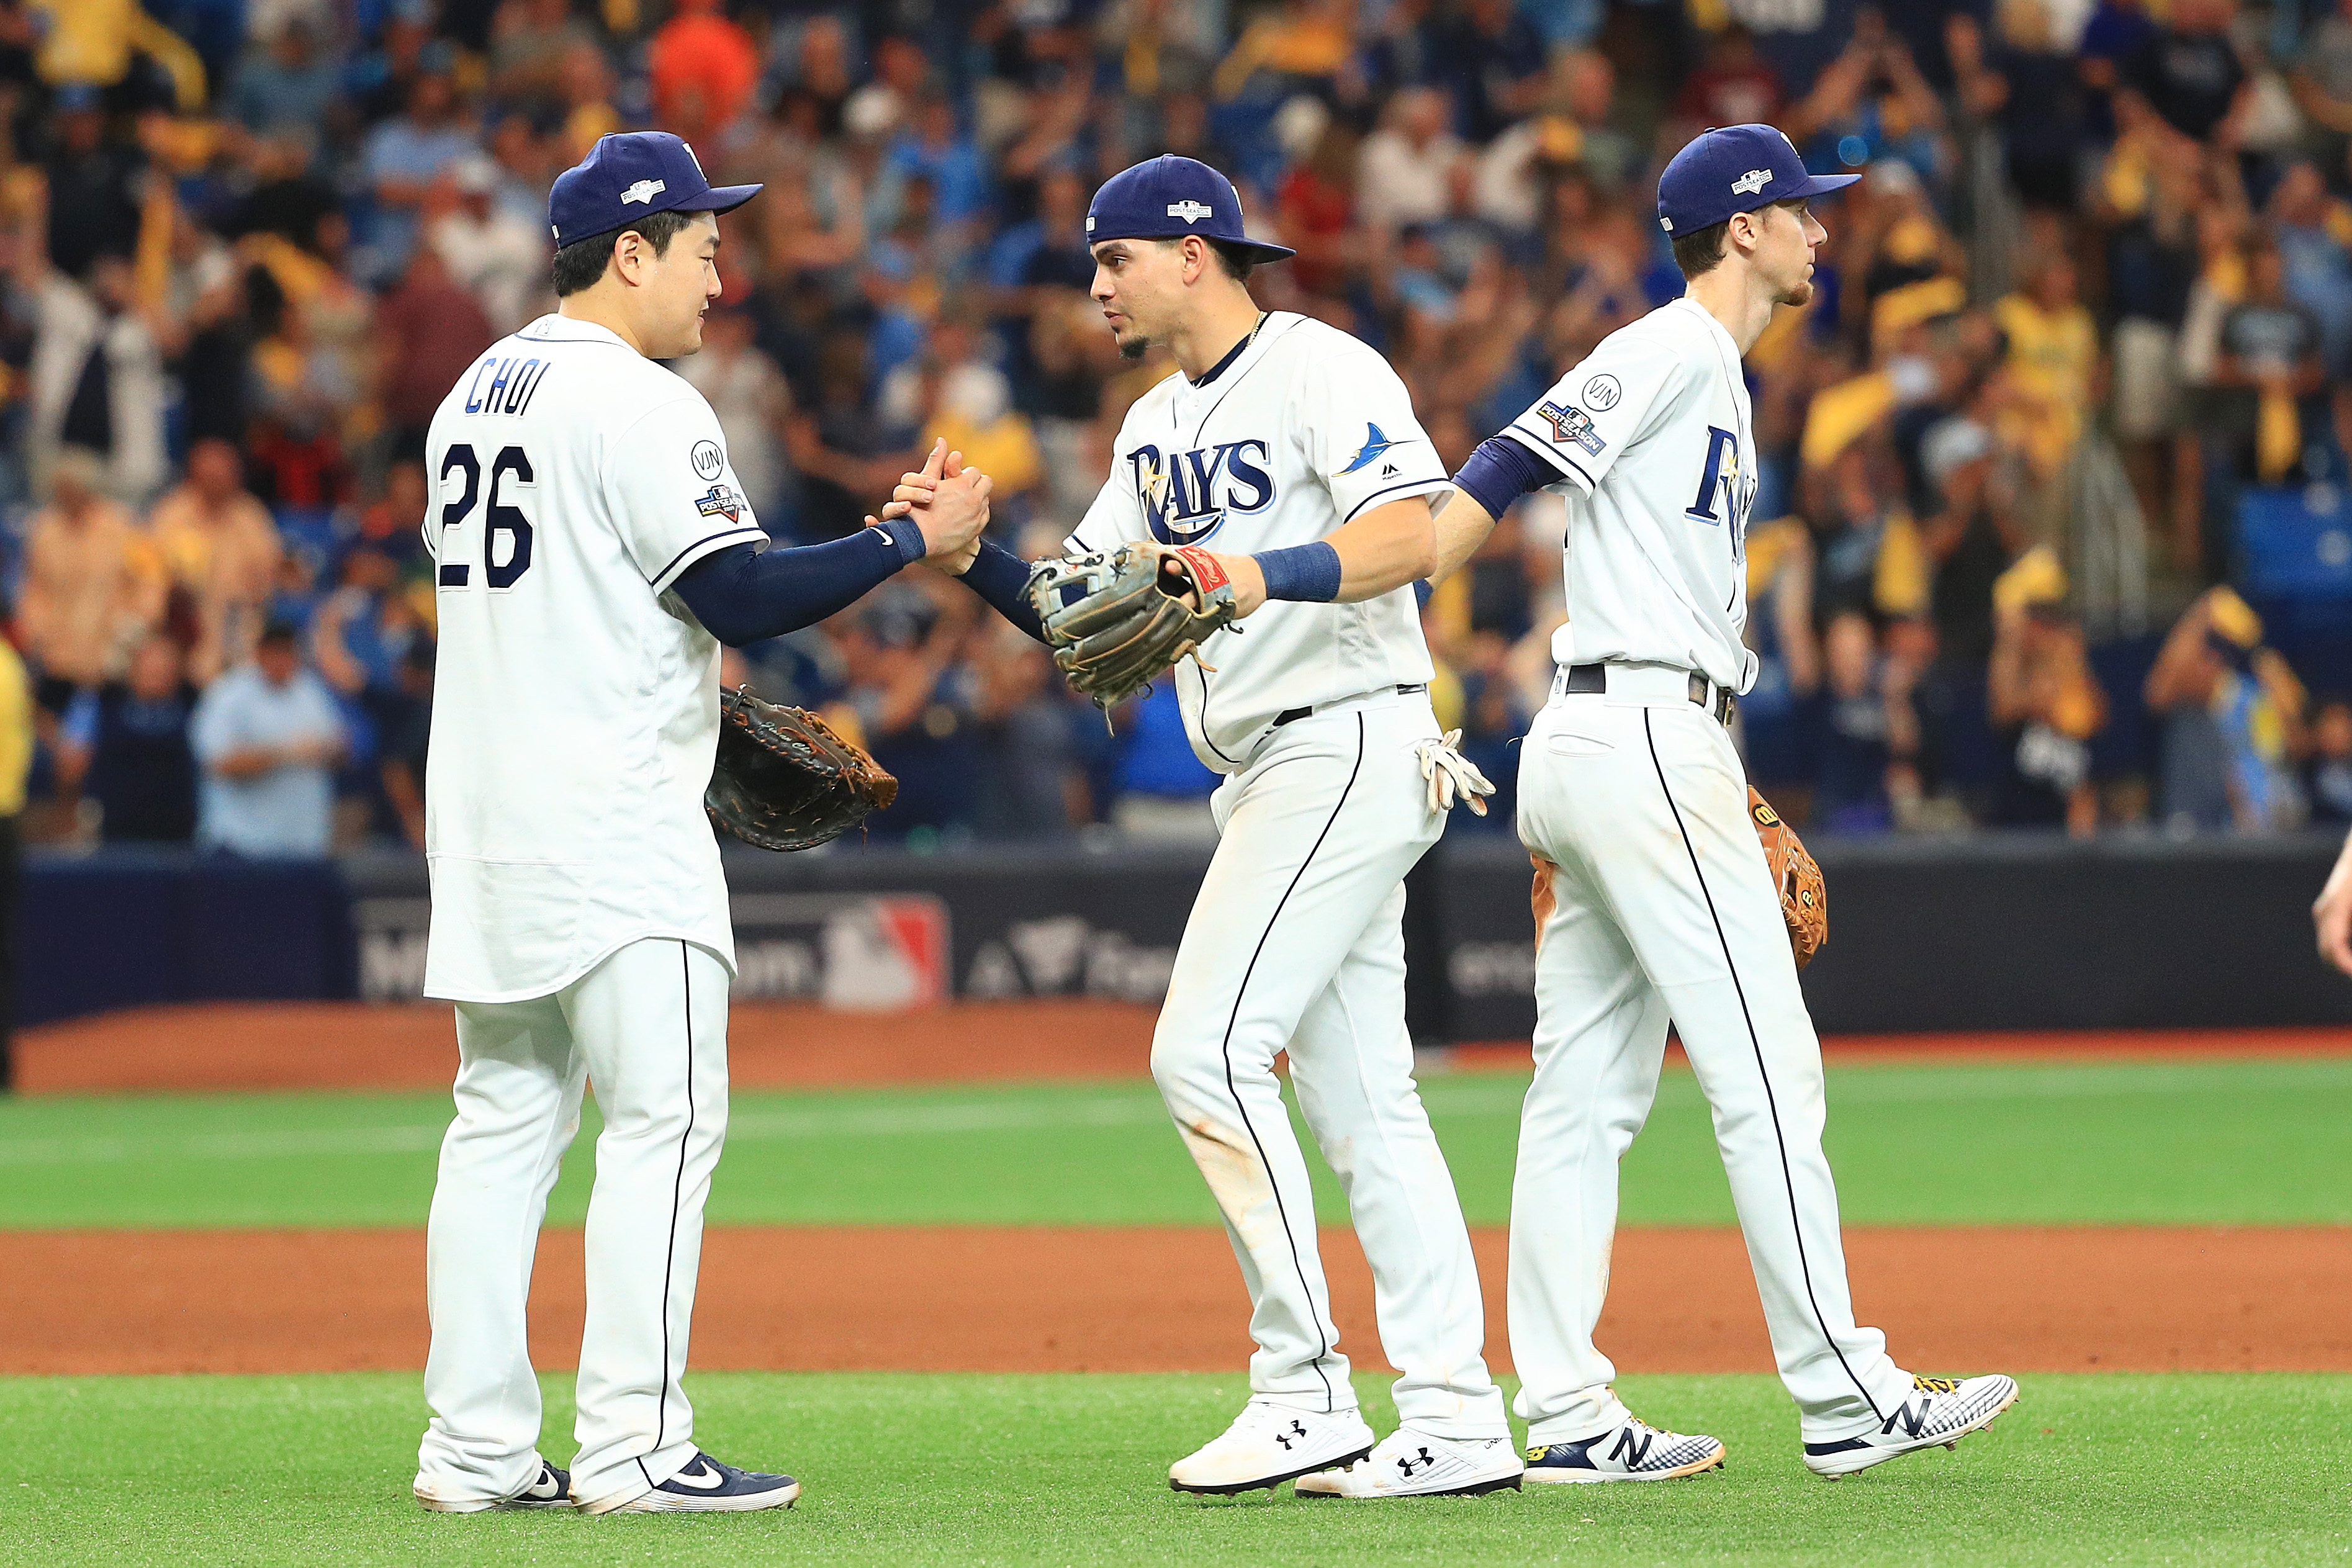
1166;200;1214;224
1130;440;1275;544
1732;169;1773;196
1536;402;1606;456
621;178;667;205
695;483;742;522
1338;423;1405;475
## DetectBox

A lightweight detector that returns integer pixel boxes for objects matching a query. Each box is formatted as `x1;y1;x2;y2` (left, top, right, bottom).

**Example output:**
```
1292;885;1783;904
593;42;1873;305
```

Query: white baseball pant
415;936;731;1510
1508;670;1917;1446
1151;691;1510;1441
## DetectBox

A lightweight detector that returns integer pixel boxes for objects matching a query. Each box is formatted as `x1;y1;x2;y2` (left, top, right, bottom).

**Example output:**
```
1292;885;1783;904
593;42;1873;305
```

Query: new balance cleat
1523;1417;1726;1483
1168;1401;1376;1495
1803;1374;2020;1478
1294;1428;1525;1498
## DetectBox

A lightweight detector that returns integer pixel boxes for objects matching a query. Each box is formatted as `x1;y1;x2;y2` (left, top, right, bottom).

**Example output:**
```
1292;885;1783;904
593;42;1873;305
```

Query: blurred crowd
2;0;2350;856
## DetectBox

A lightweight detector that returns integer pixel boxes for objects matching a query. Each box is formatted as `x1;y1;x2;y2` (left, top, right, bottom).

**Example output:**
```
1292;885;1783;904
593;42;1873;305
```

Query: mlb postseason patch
1536;401;1606;456
695;483;741;522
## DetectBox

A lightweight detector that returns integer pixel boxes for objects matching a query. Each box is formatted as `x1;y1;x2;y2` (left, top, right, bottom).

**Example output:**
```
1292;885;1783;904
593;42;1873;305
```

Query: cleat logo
1610;1428;1656;1468
1395;1448;1436;1477
1275;1419;1307;1451
667;1461;726;1490
1883;1400;1931;1439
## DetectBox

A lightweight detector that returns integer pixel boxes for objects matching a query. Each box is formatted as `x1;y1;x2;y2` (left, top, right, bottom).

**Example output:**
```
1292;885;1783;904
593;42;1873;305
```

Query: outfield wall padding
19;834;2352;1034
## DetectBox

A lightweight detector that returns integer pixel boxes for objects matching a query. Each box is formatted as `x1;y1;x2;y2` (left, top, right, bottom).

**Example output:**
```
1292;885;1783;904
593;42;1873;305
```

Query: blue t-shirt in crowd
189;664;345;856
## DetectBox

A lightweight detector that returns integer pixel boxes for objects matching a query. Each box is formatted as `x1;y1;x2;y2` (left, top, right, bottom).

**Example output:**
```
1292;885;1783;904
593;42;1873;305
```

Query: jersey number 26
437;443;536;591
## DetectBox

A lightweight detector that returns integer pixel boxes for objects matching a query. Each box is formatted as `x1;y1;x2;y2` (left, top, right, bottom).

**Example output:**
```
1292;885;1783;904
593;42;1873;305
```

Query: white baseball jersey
1500;297;1760;694
1066;312;1446;770
420;313;767;1002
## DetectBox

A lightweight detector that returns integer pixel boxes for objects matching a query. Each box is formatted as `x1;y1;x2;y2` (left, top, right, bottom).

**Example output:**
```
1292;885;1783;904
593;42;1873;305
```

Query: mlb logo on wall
729;893;951;1009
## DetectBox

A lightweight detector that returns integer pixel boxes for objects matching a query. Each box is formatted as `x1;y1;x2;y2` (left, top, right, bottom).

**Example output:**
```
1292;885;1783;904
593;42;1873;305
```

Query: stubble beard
1117;327;1151;361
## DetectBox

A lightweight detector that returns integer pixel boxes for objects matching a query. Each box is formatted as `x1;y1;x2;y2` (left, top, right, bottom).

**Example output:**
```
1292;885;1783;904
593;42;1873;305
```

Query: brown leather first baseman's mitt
1749;786;1826;968
1026;543;1238;711
706;687;897;852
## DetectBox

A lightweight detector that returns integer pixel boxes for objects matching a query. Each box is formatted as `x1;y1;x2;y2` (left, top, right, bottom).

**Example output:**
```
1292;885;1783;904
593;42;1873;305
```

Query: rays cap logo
549;132;765;250
1656;124;1857;237
1085;155;1297;264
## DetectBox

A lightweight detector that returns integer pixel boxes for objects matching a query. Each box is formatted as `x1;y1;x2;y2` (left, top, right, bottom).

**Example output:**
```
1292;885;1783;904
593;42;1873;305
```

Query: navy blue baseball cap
1086;155;1295;264
548;132;763;250
1656;124;1857;237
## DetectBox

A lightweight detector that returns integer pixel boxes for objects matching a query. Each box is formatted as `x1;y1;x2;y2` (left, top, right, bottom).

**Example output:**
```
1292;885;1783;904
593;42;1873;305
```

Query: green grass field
2;1055;2348;1228
2;1371;2346;1567
4;1052;2347;1564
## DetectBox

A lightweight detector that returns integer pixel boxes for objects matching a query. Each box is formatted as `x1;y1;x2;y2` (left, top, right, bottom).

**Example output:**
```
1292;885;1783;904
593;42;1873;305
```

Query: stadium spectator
647;0;759;146
189;618;345;857
146;438;284;684
2304;696;2352;825
2146;587;2309;832
6;0;2350;851
55;633;198;844
1988;585;2110;836
16;448;161;711
371;244;496;461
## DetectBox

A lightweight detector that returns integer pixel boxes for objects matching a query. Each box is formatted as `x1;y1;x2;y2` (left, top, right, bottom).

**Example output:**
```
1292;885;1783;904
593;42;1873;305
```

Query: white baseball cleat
1294;1428;1525;1498
1523;1415;1726;1483
1803;1374;2021;1479
1168;1400;1376;1495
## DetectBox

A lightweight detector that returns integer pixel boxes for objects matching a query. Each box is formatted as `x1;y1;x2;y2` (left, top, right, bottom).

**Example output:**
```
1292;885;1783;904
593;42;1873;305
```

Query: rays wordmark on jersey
1129;439;1275;544
1686;424;1754;564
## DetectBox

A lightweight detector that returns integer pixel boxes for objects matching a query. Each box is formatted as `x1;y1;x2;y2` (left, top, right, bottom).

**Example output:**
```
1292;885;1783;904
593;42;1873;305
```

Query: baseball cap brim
674;181;764;215
1782;171;1861;202
1084;227;1297;263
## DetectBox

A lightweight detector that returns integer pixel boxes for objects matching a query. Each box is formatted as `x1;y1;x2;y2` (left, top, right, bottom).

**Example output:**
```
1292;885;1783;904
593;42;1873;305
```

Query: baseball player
2317;822;2352;976
892;155;1520;1498
411;132;989;1516
1428;125;2018;1481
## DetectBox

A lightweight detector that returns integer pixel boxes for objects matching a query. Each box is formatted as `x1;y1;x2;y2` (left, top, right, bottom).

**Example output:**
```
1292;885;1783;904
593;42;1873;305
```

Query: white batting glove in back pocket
1414;729;1497;816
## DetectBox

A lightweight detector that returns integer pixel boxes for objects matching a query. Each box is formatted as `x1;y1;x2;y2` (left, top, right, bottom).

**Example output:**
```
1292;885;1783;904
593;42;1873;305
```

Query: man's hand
2316;827;2352;977
869;438;992;564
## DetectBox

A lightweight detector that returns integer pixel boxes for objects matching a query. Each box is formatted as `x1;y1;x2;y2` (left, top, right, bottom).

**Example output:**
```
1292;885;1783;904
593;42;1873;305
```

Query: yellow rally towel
2257;385;2300;480
1800;372;1896;470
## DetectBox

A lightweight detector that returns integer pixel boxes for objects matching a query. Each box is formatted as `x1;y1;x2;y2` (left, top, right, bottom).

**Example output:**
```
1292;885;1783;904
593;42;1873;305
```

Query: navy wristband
878;515;926;565
1252;540;1343;603
1452;435;1567;521
957;536;1048;644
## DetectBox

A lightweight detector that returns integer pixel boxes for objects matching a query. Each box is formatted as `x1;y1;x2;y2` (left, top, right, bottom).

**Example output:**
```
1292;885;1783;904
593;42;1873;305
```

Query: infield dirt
9;1223;2346;1377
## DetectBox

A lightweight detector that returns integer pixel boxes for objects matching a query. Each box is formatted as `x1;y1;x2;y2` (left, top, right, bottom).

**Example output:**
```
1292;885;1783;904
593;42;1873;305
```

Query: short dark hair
1156;235;1258;284
1670;197;1807;281
551;207;700;297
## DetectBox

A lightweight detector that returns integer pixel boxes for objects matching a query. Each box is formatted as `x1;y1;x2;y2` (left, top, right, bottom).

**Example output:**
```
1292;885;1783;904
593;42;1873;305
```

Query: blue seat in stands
2236;485;2352;600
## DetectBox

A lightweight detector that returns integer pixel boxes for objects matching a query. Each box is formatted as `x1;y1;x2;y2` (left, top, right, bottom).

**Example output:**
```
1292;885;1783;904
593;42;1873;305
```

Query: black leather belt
1558;662;1736;728
1273;683;1428;728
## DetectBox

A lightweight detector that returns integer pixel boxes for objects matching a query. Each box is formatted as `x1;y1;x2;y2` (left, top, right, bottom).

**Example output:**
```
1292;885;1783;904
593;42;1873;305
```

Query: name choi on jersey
461;354;554;418
1130;440;1274;544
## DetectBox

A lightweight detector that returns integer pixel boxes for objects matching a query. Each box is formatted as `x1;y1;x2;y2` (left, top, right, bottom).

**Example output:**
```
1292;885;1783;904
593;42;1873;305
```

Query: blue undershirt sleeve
672;518;924;647
954;536;1049;643
1451;435;1570;523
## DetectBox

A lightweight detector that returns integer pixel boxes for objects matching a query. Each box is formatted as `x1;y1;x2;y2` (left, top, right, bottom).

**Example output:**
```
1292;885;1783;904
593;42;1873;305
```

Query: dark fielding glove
706;687;898;852
1025;543;1239;711
1749;786;1827;968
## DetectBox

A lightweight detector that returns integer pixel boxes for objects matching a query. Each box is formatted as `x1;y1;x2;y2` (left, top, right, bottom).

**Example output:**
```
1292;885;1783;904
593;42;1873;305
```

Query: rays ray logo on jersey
1130;440;1275;544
